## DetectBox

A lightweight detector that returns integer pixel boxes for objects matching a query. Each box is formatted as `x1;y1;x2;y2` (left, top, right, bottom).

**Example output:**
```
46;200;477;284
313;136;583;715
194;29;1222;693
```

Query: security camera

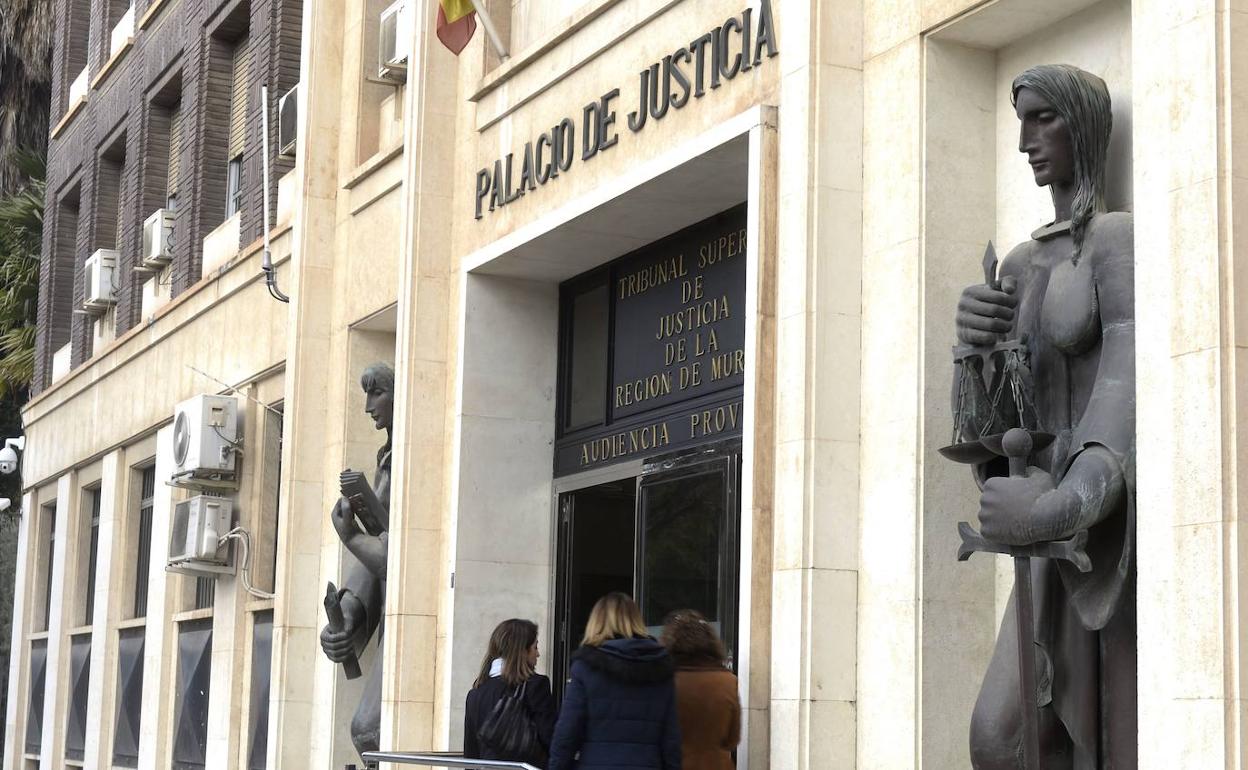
0;437;25;476
0;499;10;512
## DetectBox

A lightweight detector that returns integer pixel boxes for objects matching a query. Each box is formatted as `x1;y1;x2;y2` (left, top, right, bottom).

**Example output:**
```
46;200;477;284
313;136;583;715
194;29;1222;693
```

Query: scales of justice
941;242;1092;770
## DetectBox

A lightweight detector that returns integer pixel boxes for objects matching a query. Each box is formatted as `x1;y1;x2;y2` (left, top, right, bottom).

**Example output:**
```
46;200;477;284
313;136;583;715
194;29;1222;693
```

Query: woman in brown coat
660;610;741;769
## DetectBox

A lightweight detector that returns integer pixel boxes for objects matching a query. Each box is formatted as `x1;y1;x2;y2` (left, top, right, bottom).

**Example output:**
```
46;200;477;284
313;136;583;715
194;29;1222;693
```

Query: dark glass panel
565;284;609;432
85;489;102;624
134;467;156;618
194;578;215;610
25;639;46;755
643;461;728;636
41;506;55;632
64;633;91;761
112;626;145;767
172;619;213;770
247;611;273;770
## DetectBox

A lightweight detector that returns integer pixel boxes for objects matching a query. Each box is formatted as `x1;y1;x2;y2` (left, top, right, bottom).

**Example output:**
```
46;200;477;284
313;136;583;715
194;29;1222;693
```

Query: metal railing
360;750;539;770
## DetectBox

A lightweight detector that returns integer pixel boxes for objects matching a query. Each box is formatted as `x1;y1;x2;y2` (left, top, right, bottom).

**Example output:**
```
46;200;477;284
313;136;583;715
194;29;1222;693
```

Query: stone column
1133;0;1248;766
769;0;863;767
381;0;458;751
83;449;124;768
136;427;177;770
267;0;350;765
2;490;35;770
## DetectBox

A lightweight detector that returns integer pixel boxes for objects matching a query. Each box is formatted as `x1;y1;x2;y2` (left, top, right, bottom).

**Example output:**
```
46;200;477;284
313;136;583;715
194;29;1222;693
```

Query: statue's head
1012;64;1112;260
360;362;395;432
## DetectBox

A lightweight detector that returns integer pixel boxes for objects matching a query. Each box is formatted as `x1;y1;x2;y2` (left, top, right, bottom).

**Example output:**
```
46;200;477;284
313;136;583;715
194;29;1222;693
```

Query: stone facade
7;0;1248;768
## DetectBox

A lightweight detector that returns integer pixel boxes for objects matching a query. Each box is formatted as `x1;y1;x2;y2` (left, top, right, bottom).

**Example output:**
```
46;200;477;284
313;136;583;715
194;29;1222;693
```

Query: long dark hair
1011;64;1112;265
660;609;727;667
474;619;539;688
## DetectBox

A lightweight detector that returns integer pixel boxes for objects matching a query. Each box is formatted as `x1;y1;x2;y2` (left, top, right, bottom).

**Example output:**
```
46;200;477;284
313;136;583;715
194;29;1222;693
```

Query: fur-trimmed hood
572;637;675;684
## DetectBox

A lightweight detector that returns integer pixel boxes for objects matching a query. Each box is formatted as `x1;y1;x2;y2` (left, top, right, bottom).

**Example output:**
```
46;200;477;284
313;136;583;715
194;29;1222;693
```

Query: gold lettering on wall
618;254;689;299
689;402;741;438
579;421;673;466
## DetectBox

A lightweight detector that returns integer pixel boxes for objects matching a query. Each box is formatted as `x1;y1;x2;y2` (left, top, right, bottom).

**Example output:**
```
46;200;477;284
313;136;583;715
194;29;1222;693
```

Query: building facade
5;0;1248;768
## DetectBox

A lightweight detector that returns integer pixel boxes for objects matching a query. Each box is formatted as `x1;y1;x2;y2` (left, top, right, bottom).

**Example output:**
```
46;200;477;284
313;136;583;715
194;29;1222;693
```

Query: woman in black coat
465;619;558;766
547;592;681;770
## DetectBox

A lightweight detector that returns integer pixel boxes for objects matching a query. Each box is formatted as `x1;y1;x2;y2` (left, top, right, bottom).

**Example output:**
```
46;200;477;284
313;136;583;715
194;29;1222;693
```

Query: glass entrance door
635;447;740;666
552;444;741;695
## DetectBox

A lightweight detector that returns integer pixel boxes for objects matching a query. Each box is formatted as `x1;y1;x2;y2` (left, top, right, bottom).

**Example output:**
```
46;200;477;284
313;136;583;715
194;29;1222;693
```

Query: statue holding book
319;362;394;758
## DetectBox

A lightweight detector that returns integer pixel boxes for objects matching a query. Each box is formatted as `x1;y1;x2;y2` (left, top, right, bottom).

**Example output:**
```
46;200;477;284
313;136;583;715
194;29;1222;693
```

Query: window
24;639;46;756
83;487;102;624
225;157;243;219
112;626;144;767
96;135;127;255
63;0;90;109
246;611;273;770
64;632;91;761
39;503;56;632
172;619;213;770
225;36;249;219
561;281;610;432
194;576;215;610
49;188;82;357
133;466;155;617
168;101;184;210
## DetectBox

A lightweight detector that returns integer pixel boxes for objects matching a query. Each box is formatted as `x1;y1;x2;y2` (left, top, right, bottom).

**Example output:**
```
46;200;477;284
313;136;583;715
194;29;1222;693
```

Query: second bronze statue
950;64;1136;769
319;362;395;759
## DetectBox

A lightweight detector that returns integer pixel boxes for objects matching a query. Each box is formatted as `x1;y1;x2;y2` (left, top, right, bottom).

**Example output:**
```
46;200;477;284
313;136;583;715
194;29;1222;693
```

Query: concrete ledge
91;39;134;90
49;97;88;140
138;0;169;29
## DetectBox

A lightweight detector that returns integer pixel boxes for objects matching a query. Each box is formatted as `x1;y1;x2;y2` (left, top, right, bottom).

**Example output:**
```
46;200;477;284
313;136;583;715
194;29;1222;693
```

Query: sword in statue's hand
956;427;1093;770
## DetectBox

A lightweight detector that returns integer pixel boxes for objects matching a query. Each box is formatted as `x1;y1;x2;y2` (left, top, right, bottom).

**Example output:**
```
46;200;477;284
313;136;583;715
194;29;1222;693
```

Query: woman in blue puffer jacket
547;592;681;770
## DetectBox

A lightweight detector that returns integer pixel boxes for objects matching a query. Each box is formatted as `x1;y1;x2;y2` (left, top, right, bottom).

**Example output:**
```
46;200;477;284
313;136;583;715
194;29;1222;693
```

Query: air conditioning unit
83;249;118;315
378;0;410;82
166;495;234;575
172;394;239;479
278;84;298;157
139;208;174;273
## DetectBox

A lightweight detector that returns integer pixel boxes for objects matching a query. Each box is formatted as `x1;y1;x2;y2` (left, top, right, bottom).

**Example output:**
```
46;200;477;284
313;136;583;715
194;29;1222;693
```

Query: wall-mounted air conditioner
166;495;234;577
139;208;174;273
378;0;410;82
278;84;298;157
83;249;118;315
172;394;239;479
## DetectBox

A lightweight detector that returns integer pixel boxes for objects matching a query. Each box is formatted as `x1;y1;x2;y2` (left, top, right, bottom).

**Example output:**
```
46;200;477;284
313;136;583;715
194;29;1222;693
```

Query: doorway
552;443;740;694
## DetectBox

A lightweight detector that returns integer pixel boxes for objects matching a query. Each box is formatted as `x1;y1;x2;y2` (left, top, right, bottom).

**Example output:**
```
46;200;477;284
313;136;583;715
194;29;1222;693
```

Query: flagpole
466;0;509;60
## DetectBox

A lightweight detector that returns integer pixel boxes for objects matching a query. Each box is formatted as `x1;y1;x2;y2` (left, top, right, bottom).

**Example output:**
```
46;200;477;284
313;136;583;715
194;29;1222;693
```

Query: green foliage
0;148;42;399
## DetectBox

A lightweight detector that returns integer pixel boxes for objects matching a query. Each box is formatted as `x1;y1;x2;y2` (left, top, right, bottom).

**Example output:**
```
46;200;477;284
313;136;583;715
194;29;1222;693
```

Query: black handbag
476;680;547;766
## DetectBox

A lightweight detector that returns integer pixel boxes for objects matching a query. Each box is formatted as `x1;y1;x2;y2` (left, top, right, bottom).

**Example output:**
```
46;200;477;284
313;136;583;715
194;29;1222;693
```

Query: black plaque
555;205;747;476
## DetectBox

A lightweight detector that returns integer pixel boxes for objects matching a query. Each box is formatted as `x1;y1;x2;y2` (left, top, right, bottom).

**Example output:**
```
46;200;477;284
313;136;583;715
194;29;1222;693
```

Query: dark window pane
25;639;46;755
194;577;215;610
42;506;56;632
638;468;728;633
112;626;145;768
85;489;102;625
247;611;273;770
565;284;609;431
172;619;213;770
134;467;156;618
65;633;91;761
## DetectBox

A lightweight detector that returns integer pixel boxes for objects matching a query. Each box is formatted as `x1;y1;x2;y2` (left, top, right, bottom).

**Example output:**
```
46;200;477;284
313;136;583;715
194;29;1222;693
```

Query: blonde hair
581;592;649;646
474;619;538;688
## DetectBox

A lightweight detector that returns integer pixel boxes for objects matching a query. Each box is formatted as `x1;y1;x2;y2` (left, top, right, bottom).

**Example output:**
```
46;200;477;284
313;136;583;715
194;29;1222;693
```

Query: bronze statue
320;362;394;757
951;65;1135;768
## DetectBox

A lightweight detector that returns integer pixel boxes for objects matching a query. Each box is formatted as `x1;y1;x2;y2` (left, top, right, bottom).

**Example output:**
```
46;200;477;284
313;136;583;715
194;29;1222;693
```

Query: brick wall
33;0;304;393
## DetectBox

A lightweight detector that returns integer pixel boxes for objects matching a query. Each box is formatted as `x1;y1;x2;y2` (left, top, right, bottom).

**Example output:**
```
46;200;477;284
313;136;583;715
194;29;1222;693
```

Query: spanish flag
437;0;477;55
